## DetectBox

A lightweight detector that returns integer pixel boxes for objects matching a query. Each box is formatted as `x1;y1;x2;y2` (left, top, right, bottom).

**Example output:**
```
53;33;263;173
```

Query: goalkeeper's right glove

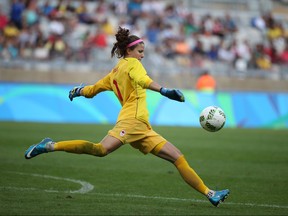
160;87;185;102
69;86;83;101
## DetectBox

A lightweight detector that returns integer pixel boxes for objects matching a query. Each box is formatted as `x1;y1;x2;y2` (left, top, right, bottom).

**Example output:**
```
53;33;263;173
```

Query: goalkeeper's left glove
69;85;83;101
160;87;185;102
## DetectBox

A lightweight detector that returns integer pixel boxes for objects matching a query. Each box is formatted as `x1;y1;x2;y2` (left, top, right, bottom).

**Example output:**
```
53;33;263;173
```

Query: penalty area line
88;192;288;209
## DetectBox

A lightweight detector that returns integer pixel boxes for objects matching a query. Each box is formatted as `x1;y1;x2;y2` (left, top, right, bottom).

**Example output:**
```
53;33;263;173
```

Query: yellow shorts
108;119;167;154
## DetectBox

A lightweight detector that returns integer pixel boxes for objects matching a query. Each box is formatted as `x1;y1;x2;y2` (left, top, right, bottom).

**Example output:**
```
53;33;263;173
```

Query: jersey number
113;80;123;101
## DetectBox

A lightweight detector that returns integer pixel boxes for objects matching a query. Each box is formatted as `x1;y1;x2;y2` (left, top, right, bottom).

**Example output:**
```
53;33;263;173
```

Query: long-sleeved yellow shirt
82;58;153;125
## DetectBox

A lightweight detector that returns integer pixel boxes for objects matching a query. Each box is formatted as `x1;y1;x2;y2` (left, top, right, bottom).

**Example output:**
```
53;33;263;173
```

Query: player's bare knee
92;144;108;157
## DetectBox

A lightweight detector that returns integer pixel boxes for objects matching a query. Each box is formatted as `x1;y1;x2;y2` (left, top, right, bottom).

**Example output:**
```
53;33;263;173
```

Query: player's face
127;43;145;61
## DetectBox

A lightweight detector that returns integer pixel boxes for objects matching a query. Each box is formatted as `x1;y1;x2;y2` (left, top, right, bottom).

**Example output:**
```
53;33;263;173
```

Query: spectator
163;3;178;20
206;44;219;61
222;13;237;33
267;21;283;41
251;14;266;33
195;70;216;92
145;19;161;45
3;21;20;38
279;43;288;64
251;43;271;69
218;40;235;64
256;53;272;70
87;28;107;49
174;37;190;55
231;39;252;70
40;0;55;17
33;39;49;60
263;11;275;30
110;0;127;16
64;16;88;60
127;0;142;15
75;0;87;14
46;34;68;59
182;13;199;36
22;0;39;27
1;37;19;60
264;40;281;64
47;14;65;36
0;0;287;73
77;0;95;25
18;25;31;48
141;0;157;17
101;18;114;36
19;41;33;59
55;0;75;14
89;0;109;23
201;14;213;35
127;0;142;25
95;0;109;15
0;5;8;31
162;38;176;59
192;39;206;57
10;0;25;29
212;17;225;38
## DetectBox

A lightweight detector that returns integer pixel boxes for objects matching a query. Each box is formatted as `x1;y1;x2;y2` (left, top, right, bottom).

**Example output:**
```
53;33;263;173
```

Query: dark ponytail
111;26;141;58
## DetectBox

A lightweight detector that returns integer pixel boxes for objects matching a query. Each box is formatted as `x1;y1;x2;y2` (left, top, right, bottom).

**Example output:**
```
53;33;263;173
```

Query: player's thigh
130;128;167;154
100;135;123;154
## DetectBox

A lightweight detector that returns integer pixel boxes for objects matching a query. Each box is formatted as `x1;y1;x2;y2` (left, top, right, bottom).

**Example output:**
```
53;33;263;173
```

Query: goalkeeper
25;27;229;207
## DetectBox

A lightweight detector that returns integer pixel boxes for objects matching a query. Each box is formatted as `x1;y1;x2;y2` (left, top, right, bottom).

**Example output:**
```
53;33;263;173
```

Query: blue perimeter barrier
0;82;287;129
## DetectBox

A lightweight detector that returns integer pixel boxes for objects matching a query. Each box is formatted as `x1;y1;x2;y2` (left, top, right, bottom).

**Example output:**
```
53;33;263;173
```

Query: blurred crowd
0;0;288;72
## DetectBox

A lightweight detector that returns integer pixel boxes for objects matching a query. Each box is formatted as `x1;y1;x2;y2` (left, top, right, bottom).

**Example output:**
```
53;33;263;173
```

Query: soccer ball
199;106;226;132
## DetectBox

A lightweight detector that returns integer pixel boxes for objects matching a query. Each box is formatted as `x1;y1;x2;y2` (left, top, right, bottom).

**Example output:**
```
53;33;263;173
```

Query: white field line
2;186;287;209
3;172;288;209
88;192;288;209
5;171;94;194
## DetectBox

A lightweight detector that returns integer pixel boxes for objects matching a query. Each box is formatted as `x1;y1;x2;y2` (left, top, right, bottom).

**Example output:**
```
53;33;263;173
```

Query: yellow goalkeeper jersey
82;57;153;125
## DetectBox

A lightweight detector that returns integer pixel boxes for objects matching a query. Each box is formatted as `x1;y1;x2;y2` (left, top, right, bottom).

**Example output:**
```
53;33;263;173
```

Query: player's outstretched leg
207;189;230;207
25;139;111;158
25;138;54;159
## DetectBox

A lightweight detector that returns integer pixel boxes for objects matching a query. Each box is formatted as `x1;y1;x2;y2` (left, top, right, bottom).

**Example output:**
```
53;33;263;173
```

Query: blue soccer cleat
208;189;230;207
25;138;53;159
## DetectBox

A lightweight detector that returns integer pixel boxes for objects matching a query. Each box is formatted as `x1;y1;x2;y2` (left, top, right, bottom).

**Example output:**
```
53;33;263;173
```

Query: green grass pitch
1;121;287;215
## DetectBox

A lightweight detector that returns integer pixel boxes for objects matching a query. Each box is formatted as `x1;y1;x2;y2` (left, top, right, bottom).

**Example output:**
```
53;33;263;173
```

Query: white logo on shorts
120;130;125;137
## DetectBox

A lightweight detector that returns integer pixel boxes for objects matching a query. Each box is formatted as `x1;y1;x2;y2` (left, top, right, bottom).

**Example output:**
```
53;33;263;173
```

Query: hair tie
127;39;143;48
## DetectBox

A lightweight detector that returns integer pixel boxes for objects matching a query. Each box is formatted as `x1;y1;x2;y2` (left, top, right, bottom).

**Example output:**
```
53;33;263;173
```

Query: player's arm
148;81;185;102
129;59;185;102
69;73;112;101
